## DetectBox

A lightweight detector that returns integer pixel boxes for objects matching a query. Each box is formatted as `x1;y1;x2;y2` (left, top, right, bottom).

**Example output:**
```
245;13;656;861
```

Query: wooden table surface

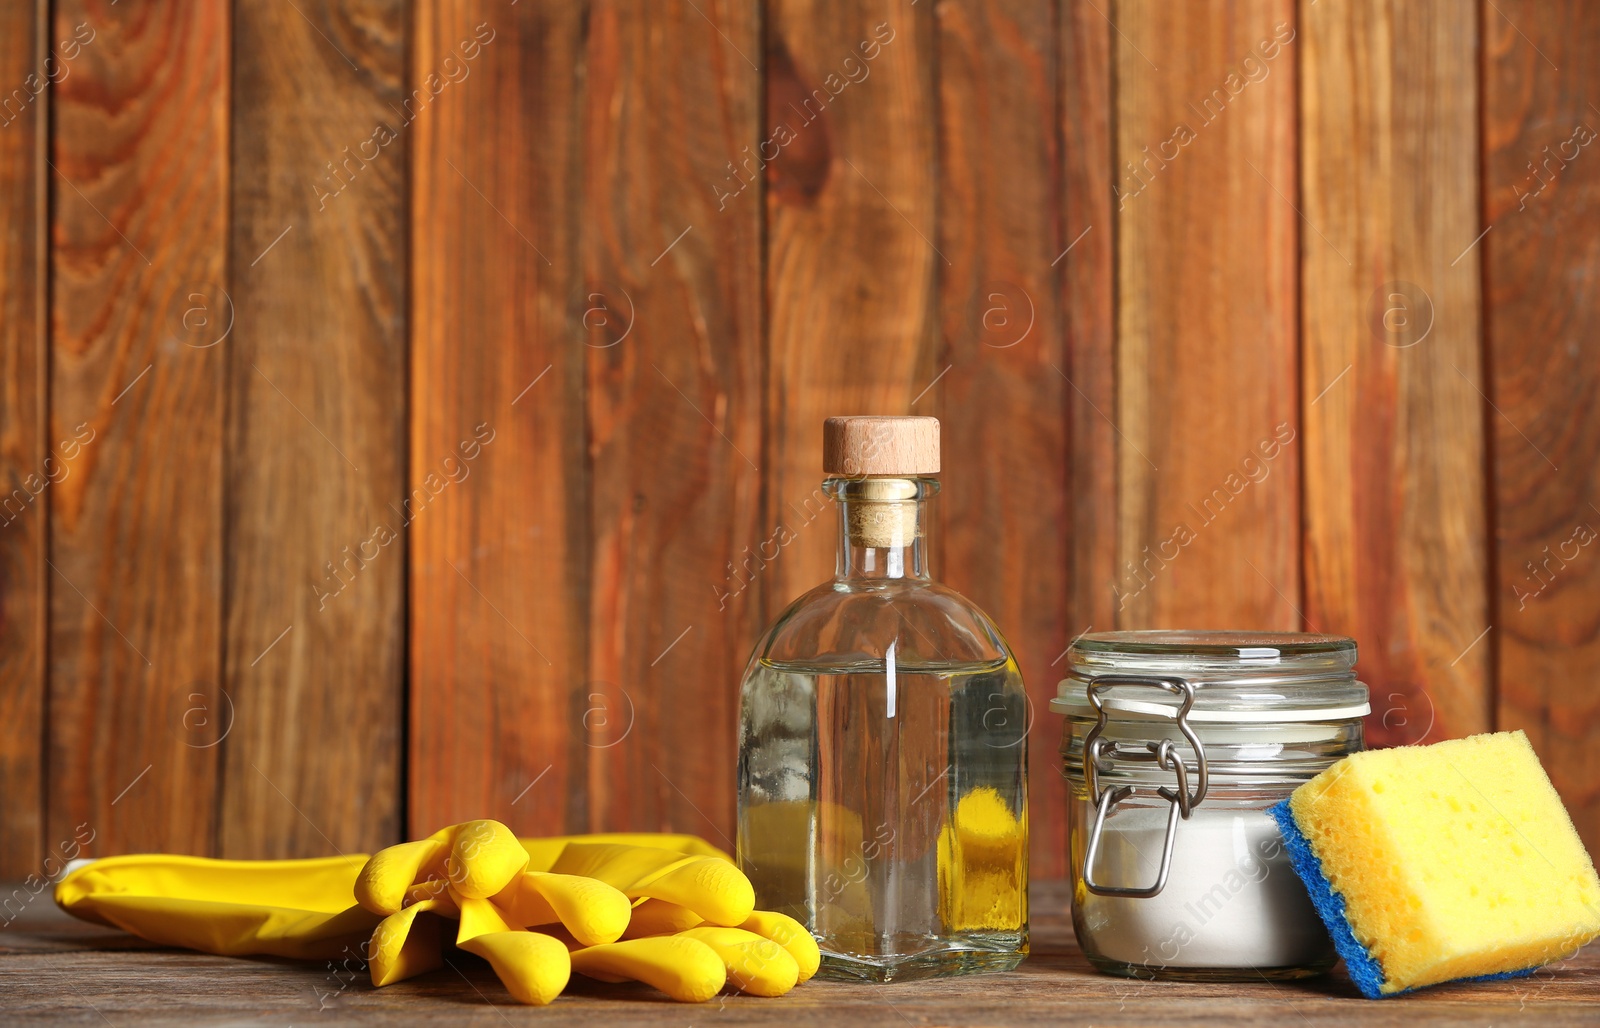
4;881;1596;1026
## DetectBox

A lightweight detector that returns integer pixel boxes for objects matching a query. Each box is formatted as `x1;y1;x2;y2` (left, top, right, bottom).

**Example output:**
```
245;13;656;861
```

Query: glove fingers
738;910;820;983
634;856;755;927
678;926;799;997
622;899;703;939
521;833;731;870
446;820;530;899
547;843;688;889
369;900;447;987
490;873;559;930
455;895;517;945
355;833;452;915
570;937;726;1002
522;873;631;946
405;878;459;917
458;931;571;1006
545;845;754;926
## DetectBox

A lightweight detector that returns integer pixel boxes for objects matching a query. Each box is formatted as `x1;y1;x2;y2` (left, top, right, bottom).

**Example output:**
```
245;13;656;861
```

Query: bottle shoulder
753;578;1016;671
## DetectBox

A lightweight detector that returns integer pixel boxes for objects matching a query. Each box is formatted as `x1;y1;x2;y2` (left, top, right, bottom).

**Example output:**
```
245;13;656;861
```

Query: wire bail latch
1080;675;1209;898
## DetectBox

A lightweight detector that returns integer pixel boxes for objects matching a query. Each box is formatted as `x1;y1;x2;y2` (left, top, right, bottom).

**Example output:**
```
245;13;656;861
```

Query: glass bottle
736;416;1029;982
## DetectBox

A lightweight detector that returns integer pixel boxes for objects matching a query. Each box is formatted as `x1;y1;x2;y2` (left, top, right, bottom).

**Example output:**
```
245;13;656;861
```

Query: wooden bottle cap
822;416;940;476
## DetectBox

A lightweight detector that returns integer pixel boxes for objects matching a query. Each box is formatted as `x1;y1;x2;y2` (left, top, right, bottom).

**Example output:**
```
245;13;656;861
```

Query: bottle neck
827;477;938;582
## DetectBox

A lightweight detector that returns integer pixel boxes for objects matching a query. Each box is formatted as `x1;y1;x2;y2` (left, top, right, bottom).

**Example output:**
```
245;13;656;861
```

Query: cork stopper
845;479;921;548
823;417;938;548
822;416;940;476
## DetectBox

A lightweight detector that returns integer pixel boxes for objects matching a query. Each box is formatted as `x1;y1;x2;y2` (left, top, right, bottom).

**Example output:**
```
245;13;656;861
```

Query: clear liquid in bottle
735;417;1028;981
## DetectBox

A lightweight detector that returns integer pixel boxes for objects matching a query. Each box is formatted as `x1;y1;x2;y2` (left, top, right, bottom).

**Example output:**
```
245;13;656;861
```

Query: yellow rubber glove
354;819;529;914
365;898;449;986
570;935;728;1002
619;903;821;984
521;832;730;868
568;912;817;1000
360;826;775;1002
737;909;823;982
448;830;809;1002
54;853;377;960
459;929;572;1005
492;869;633;944
54;821;818;1005
544;841;756;926
678;925;799;996
351;819;602;999
49;825;663;971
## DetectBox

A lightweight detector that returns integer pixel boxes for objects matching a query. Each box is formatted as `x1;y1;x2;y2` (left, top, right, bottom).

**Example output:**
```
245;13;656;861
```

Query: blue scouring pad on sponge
1270;731;1600;998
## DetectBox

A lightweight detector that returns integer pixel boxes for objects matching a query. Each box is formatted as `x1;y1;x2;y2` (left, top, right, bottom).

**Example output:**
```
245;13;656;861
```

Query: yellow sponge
1272;731;1600;996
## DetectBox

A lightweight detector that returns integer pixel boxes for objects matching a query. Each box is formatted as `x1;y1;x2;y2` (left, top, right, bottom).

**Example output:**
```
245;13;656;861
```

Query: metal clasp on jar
1080;675;1209;898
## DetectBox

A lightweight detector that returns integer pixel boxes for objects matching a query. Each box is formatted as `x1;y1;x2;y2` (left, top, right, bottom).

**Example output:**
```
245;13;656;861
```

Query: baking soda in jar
1053;631;1368;980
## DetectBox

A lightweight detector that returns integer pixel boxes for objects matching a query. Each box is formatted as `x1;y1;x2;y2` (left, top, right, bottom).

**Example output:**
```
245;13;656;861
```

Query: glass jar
1050;631;1368;981
737;417;1028;982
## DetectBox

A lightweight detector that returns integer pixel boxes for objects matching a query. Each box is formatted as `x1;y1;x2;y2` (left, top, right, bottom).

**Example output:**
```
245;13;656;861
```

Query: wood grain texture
1299;0;1489;749
582;0;762;841
823;416;939;475
764;0;939;607
937;0;1069;877
0;0;45;879
1113;0;1301;630
0;0;1595;882
1483;0;1600;851
1061;0;1117;648
409;1;588;837
9;880;1600;1024
1057;0;1118;873
47;1;228;856
221;0;407;858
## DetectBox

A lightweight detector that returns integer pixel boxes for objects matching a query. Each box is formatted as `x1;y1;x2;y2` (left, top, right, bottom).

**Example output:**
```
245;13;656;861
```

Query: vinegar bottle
736;416;1029;981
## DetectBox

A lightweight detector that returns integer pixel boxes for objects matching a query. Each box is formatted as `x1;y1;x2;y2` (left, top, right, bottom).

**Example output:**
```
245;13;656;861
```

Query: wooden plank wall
1483;0;1600;854
223;0;407;859
938;0;1071;892
48;0;229;861
1115;0;1301;631
0;0;46;877
582;0;763;847
2;0;1598;884
1301;0;1490;750
409;0;590;839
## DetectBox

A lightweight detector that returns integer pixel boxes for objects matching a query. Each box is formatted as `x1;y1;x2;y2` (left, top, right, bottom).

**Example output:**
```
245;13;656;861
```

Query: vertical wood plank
1113;0;1301;630
48;1;228;856
582;0;762;839
0;0;45;878
222;0;407;857
410;2;589;836
1300;0;1489;748
764;0;938;607
937;0;1070;877
1484;0;1600;850
1061;0;1118;653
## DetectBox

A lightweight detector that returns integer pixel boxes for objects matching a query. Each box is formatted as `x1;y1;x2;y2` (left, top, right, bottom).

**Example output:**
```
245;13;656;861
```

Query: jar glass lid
1050;630;1369;722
